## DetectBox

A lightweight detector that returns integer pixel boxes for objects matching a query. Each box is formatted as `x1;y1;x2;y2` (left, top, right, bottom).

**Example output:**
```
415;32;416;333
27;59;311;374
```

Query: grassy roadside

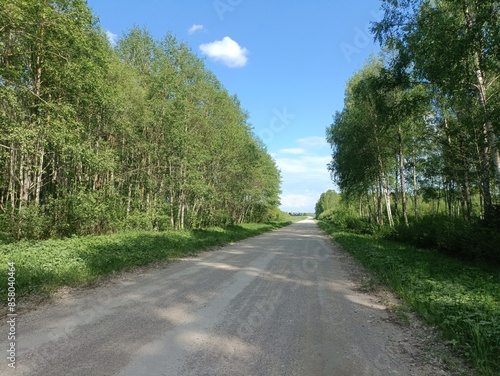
318;220;500;376
0;221;291;302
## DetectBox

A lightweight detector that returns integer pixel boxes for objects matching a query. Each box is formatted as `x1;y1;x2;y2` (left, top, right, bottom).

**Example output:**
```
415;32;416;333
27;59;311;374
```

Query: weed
391;304;411;326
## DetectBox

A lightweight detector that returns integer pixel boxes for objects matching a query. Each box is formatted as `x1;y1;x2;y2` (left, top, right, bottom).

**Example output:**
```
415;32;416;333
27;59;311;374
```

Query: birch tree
373;0;500;220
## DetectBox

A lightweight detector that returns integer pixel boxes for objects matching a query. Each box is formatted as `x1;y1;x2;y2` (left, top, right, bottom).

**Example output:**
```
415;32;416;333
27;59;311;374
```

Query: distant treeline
0;1;281;240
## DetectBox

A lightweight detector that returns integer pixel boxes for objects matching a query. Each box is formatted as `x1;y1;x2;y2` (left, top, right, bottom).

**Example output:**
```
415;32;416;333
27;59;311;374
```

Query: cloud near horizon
199;37;249;68
280;194;318;212
274;136;334;212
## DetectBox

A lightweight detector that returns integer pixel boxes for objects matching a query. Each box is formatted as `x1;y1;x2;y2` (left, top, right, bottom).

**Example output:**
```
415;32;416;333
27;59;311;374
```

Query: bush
317;208;335;221
320;212;500;264
319;209;393;237
44;191;119;237
391;215;500;264
3;204;49;240
318;208;357;228
262;207;289;222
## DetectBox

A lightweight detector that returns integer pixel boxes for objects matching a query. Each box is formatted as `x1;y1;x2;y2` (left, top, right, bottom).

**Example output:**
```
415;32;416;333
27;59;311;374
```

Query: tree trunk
397;125;408;225
376;182;383;225
472;50;500;190
413;157;418;220
382;172;394;227
443;117;467;219
34;144;44;205
464;169;472;219
169;161;175;228
475;64;496;221
464;5;499;221
479;142;493;221
394;162;399;218
180;203;185;229
367;193;374;223
19;154;31;208
8;143;16;217
126;183;132;216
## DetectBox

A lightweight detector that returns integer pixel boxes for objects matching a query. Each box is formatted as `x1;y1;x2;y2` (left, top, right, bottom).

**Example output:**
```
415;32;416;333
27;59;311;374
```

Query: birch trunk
397;125;408;225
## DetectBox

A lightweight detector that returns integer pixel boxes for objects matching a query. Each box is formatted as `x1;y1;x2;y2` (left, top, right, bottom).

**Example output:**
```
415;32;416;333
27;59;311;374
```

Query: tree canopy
324;0;500;226
0;0;282;240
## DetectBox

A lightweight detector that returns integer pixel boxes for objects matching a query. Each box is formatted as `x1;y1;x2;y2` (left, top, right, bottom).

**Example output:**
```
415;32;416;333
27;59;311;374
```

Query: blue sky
87;0;382;212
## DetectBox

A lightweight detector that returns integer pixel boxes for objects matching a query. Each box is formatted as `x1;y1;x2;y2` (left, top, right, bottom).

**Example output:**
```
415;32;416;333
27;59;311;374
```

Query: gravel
0;219;469;375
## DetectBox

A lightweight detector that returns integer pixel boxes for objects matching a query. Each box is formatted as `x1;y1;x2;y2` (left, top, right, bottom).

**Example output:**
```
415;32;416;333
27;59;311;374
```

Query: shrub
262;207;289;222
4;204;49;240
317;208;335;221
391;215;500;264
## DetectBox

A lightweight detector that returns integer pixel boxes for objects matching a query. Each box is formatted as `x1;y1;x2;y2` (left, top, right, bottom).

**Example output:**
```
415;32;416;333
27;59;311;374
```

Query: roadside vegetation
318;220;500;376
0;221;292;302
322;0;500;261
318;1;500;374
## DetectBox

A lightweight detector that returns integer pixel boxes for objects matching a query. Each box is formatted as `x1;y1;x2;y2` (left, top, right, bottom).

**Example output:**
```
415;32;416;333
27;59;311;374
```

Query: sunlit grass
0;221;291;300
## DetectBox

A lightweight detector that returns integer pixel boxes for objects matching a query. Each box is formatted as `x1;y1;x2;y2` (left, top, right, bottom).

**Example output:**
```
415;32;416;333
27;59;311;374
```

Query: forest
0;0;282;241
319;0;500;263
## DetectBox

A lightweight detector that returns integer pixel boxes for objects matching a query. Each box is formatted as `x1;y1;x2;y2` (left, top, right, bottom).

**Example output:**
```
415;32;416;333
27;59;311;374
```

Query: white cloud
297;136;329;148
274;137;332;182
199;37;249;68
188;24;204;34
280;194;318;212
279;148;306;155
105;30;118;47
276;156;330;175
273;136;335;212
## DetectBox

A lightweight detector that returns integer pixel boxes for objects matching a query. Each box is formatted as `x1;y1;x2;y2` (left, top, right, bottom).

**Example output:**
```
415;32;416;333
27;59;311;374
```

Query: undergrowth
319;220;500;376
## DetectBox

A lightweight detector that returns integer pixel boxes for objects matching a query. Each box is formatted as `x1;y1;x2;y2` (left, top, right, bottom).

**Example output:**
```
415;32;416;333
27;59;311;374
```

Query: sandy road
1;219;449;375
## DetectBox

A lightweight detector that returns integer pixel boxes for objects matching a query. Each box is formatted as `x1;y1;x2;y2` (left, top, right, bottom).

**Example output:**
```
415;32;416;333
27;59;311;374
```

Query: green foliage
320;208;394;237
260;207;289;222
13;204;47;240
317;209;335;221
390;215;500;264
0;2;282;240
327;59;390;200
372;0;500;221
327;0;500;241
323;3;500;368
315;190;341;218
316;188;499;263
319;221;500;375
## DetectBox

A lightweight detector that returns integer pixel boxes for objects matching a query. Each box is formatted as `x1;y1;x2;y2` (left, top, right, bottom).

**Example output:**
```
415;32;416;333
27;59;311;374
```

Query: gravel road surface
1;219;451;375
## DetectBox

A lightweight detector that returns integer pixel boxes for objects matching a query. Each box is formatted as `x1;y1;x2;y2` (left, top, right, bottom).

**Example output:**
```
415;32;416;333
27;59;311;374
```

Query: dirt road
1;219;450;375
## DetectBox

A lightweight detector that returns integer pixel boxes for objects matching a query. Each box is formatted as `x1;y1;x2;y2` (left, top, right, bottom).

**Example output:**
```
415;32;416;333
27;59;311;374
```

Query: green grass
318;220;500;376
0;221;291;301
